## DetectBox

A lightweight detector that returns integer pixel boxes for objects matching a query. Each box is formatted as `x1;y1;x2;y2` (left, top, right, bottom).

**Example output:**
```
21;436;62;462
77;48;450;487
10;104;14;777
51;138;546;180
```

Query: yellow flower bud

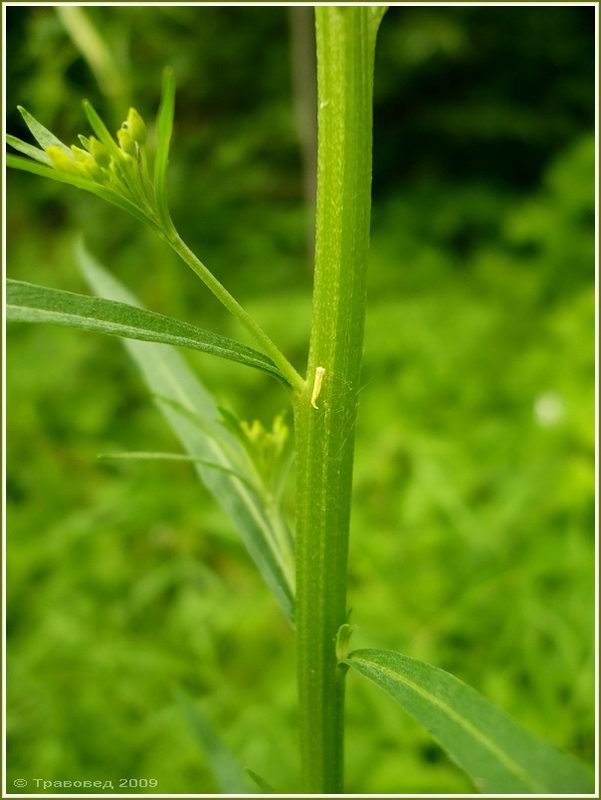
71;145;95;165
89;137;111;168
70;146;105;183
83;162;106;183
46;145;83;176
117;127;136;156
126;107;147;145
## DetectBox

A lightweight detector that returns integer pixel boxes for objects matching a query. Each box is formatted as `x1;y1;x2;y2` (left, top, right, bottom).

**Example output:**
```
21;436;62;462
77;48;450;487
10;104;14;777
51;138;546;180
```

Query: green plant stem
166;231;304;392
294;7;382;793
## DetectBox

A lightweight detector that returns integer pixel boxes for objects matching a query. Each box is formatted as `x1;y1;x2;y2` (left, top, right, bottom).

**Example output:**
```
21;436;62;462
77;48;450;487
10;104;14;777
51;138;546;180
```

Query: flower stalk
7;90;303;392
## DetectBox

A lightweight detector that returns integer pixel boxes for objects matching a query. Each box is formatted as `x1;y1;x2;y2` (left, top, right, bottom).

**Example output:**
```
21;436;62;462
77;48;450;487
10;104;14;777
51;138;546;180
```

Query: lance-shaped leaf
82;99;122;160
17;106;71;154
154;67;176;230
6;154;156;229
98;451;261;494
346;649;593;794
6;134;51;165
78;242;295;621
7;279;288;384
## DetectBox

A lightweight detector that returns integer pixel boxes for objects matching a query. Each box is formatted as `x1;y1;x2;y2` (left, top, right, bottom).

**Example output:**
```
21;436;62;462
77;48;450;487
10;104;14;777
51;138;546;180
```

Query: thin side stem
294;8;382;794
166;231;305;392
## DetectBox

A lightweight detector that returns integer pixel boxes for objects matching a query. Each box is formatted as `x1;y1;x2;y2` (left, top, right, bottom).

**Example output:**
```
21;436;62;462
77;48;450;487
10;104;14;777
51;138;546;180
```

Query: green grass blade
346;649;593;794
6;154;156;228
175;690;252;794
17;106;71;153
6;134;51;165
7;280;287;382
98;451;261;493
78;242;295;621
154;67;176;230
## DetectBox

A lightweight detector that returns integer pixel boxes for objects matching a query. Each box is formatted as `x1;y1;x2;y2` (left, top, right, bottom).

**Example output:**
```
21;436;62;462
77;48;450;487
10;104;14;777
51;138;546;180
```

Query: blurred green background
6;5;595;794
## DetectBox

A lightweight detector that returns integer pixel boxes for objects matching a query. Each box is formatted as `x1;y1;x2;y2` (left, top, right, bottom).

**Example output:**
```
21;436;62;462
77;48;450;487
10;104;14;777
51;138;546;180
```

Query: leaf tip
82;99;98;118
161;67;176;101
16;105;31;124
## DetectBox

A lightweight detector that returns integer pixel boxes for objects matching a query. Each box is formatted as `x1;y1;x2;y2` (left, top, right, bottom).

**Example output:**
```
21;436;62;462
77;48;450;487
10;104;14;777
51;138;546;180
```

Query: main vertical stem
294;8;381;793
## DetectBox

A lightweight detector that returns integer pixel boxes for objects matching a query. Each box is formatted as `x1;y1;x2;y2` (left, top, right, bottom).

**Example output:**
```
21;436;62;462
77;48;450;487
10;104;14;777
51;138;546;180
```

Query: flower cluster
46;108;147;186
239;414;290;489
8;69;175;231
48;106;157;218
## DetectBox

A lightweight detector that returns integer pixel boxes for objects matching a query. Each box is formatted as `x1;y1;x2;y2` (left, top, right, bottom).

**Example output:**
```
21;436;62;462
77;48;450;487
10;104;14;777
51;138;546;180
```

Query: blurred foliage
6;5;595;794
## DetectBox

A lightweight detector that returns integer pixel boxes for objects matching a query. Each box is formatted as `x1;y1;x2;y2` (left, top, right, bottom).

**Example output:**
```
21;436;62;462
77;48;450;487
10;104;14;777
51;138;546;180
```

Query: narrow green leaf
7;279;287;383
217;405;255;456
346;649;593;794
6;134;51;165
78;242;295;621
6;154;156;228
6;153;95;189
82;99;122;160
17;106;71;153
151;395;254;477
175;690;252;794
98;451;261;493
246;769;276;793
154;67;176;229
